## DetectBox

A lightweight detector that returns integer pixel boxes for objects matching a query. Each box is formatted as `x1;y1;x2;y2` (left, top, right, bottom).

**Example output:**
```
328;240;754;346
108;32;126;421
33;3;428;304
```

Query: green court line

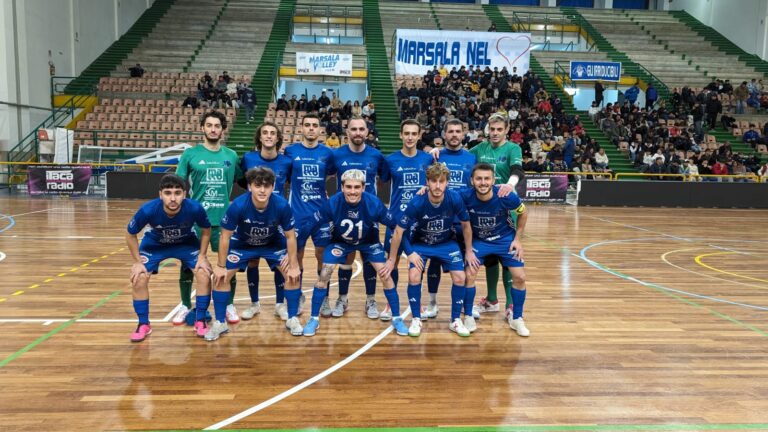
141;423;768;431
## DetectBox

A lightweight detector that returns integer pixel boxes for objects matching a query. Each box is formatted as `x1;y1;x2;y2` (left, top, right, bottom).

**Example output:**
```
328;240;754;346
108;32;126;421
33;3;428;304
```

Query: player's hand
415;185;428;196
497;183;515;197
195;256;212;273
285;265;301;284
407;252;424;272
279;255;290;273
130;262;148;284
213;265;228;286
509;239;524;262
464;250;481;271
379;259;394;279
429;147;441;161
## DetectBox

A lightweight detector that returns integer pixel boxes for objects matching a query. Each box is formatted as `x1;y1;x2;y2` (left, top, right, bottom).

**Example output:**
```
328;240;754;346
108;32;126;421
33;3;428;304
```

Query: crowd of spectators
188;71;256;115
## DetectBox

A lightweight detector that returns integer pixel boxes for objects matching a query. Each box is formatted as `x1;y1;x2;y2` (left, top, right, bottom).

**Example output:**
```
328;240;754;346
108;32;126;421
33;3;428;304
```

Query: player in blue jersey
424;119;477;319
462;163;530;336
125;174;213;342
387;163;478;338
299;170;410;337
329;116;388;320
208;167;303;340
239;122;293;321
283;114;336;295
380;119;433;321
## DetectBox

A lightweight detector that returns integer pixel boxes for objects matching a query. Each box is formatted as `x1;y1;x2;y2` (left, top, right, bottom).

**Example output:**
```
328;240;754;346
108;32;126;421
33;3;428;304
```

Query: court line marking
695;252;768;284
7;208;66;218
660;249;768;290
0;251;6;263
0;214;15;233
206;306;412;430
4;235;125;240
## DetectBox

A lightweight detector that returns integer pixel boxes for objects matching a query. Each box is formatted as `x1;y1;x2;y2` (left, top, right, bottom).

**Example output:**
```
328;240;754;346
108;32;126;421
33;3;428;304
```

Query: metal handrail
553;61;576;89
614;172;763;182
73;129;204;149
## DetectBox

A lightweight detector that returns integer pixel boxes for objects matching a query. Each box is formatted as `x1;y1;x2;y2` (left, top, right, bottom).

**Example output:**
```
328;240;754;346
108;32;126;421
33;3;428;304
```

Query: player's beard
205;131;221;144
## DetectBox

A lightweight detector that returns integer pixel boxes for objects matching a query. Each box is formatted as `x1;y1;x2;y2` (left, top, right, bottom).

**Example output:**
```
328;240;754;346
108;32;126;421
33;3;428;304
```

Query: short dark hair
159;173;188;192
245;167;276;187
254;122;283;151
443;118;464;132
400;119;422;133
301;113;321;125
199;110;228;130
471;162;496;177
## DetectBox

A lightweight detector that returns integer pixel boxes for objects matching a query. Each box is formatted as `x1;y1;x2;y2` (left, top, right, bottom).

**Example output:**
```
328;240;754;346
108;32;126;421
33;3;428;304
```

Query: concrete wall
0;0;153;154
669;0;768;60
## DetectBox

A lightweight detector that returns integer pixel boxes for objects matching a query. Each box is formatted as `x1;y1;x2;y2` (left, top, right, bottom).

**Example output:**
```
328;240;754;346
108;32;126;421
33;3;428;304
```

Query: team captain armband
514;203;526;215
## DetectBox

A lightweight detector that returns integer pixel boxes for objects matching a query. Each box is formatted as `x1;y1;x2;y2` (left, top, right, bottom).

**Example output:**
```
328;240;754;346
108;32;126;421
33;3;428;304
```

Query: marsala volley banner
394;29;531;76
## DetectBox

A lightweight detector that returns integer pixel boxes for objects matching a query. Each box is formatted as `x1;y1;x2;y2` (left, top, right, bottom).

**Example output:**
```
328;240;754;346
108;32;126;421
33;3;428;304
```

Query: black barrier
580;180;768;208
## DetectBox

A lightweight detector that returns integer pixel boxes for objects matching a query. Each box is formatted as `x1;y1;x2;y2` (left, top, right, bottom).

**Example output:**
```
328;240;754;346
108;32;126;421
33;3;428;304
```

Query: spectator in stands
351;100;362;117
362;102;376;122
330;92;342;111
288;95;299;111
588;101;600;121
306;95;319;113
532;155;550;173
397;83;409;102
325;132;341;149
563;132;576;169
326;115;343;137
734;81;749;114
624;82;640;107
594;81;604;107
276;94;289;112
222;71;232;84
129;63;145;78
594;147;610;170
183;92;199;110
712;157;729;181
758;162;768;181
318;91;331;109
646;83;657;109
297;94;308;111
743;124;760;148
648;156;667;180
226;81;239;108
215;76;228;94
365;131;378;149
705;93;722;130
682;159;700;181
241;87;257;124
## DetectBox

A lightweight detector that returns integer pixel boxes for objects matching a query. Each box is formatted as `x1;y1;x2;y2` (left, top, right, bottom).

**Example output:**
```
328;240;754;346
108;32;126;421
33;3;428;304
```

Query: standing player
125;174;212;342
424;119;476;319
300;170;409;337
284;114;336;295
462;163;530;336
330;116;387;319
387;163;477;337
239;122;293;321
209;167;303;341
175;110;243;324
380;120;433;321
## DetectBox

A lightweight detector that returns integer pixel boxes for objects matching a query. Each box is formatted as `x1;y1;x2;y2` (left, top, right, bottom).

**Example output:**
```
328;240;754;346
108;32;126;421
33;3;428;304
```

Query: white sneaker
320;296;332;317
204;321;229;341
474;297;500;314
449;318;471;337
408;318;422;337
423;302;439;319
464;315;477;333
509;316;530;337
285;317;303;336
171;306;190;325
379;304;392;321
226;304;240;324
241;302;261;320
365;299;379;319
275;303;288;321
331;298;348;318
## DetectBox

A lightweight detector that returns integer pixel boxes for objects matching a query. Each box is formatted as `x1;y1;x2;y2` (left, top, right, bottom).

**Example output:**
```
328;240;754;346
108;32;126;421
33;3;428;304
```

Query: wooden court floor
1;196;768;431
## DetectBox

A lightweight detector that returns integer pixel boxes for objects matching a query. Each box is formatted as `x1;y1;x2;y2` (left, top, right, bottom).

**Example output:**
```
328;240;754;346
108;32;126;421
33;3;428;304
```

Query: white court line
0;251;6;262
660;248;768;290
7;208;65;218
206;306;411;430
0;318;138;324
5;235;124;240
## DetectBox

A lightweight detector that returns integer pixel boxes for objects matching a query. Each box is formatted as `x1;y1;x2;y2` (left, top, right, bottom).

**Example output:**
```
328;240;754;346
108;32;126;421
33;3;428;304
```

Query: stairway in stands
482;5;634;174
64;0;175;94
226;0;296;155
361;0;401;154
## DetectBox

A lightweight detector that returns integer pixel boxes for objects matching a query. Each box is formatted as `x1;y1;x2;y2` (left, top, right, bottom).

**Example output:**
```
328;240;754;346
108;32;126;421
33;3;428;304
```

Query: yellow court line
0;298;6;302
29;284;39;289
44;279;53;283
695;252;768;284
57;273;66;277
12;291;24;296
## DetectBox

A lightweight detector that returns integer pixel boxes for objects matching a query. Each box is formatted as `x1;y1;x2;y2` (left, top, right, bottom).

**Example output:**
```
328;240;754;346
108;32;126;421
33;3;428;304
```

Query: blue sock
391;268;399;287
364;263;377;296
464;286;476;316
195;294;211;321
450;283;465;321
212;291;229;323
407;283;422;319
383;288;400;317
246;266;260;303
285;288;301;318
274;271;285;303
338;267;352;296
511;288;526;319
133;299;149;324
427;260;441;294
310;287;328;317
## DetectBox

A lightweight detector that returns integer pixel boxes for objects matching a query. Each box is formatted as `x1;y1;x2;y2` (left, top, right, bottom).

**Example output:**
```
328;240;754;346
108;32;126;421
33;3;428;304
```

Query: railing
614;173;763;182
292;4;363;41
148;164;178;172
553;61;576;90
73;129;204;149
511;11;581;46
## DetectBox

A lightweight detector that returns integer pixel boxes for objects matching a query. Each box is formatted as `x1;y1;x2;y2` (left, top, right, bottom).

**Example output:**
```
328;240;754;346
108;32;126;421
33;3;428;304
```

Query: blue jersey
461;186;525;242
334;145;387;195
240;151;292;197
397;190;469;246
384;150;433;216
284;143;336;218
307;192;396;246
127;198;211;245
221;192;295;247
439;148;476;191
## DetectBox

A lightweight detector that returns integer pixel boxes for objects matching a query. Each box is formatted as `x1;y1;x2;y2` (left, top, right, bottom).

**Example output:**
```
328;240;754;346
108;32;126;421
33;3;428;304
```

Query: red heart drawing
495;35;532;70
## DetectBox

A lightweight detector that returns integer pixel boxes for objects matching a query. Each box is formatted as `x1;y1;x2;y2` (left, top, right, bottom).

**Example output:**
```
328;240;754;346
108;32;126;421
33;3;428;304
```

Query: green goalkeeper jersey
469;140;523;184
175;144;242;225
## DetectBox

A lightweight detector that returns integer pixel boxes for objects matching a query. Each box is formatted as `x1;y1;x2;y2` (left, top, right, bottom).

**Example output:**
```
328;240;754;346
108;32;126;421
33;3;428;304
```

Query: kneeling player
462;163;530;336
301;169;409;337
125;174;213;342
210;167;303;341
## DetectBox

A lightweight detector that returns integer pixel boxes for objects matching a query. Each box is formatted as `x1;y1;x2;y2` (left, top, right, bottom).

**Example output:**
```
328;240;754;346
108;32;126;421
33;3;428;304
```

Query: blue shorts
323;242;387;264
472;237;524;268
226;240;287;271
139;239;200;273
410;241;465;272
384;227;406;258
296;217;331;250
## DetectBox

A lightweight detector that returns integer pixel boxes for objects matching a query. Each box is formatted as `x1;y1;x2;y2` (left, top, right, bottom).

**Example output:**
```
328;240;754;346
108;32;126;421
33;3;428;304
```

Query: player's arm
175;151;189;180
510;202;527;261
214;228;233;284
282;229;301;283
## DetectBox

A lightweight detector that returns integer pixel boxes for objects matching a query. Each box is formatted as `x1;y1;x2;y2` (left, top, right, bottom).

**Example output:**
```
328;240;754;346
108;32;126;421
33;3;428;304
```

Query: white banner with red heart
395;29;531;76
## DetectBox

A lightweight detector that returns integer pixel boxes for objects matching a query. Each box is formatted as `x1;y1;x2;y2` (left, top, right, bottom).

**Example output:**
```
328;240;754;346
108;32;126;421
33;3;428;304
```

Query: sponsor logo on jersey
403;172;420;185
140;255;149;264
205;168;224;182
347;211;359;218
426;220;444;231
331;248;344;257
478;217;495;228
302;164;320;177
227;254;240;263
